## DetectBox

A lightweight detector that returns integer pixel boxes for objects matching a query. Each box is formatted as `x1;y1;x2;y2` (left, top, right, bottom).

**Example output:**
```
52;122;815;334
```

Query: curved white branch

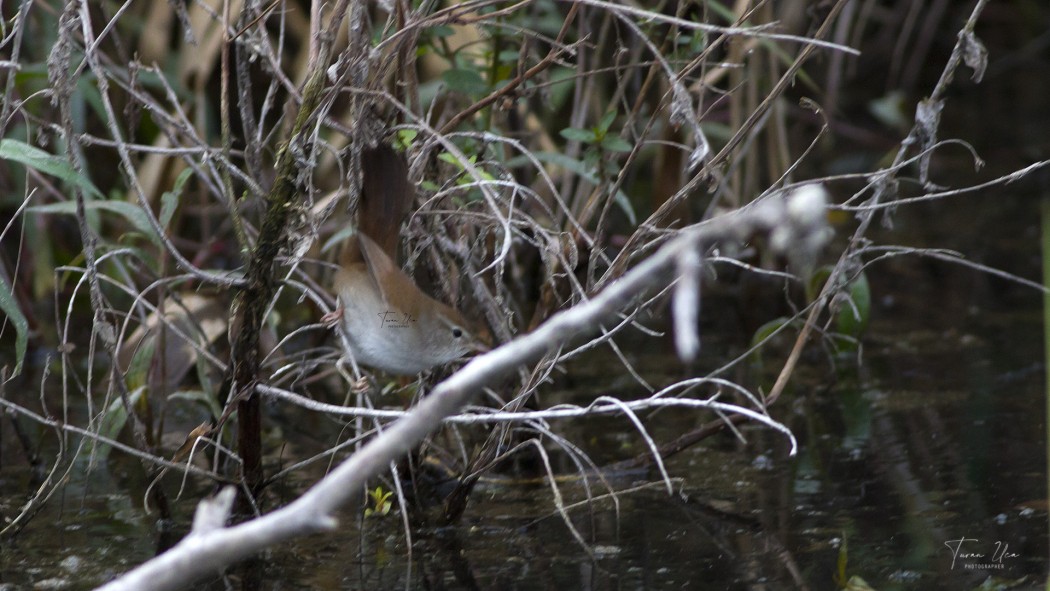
98;186;825;591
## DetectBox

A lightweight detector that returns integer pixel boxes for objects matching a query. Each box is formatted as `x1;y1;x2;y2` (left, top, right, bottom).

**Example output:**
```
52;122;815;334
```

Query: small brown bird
329;145;481;374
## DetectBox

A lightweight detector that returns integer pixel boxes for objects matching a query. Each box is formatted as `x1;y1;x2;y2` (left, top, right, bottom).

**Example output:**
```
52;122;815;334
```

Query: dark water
1;180;1045;590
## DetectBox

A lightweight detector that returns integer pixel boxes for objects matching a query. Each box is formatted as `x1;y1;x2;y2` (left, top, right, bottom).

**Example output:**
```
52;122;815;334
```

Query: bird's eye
451;327;464;339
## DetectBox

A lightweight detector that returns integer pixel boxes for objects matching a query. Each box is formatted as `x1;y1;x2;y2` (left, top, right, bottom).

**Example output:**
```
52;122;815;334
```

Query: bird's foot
321;306;344;328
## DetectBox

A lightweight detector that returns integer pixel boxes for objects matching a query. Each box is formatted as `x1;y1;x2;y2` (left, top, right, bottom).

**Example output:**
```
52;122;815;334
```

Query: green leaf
497;49;520;63
597;111;617;133
124;333;156;391
835;271;871;338
26;203;56;298
807;267;871;340
0;139;102;199
439;152;494;179
28;200;160;245
459;165;495;183
438;151;464;167
429;25;455;38
844;575;876;591
805;266;832;303
559;127;597;144
395;129;418;150
868;90;908;131
600;136;633;153
365;486;393;517
170;389;223;421
750;317;794;352
749;316;803;374
160;168;193;230
494;64;515;83
442;68;488;96
91;386;147;460
0;272;29;376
